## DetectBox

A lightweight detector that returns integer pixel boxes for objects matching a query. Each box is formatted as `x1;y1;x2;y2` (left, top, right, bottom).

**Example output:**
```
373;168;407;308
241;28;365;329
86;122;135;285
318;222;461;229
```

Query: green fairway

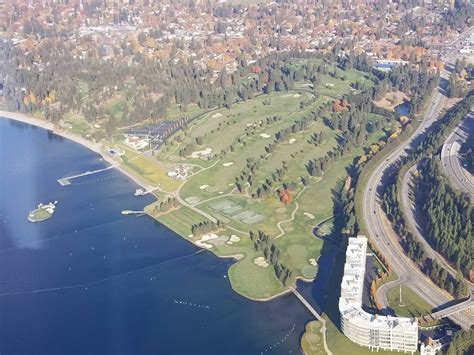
133;66;396;300
301;321;326;355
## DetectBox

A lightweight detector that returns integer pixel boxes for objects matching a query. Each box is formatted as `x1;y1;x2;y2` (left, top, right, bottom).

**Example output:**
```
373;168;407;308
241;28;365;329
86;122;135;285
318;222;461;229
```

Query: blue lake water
0;118;324;354
395;101;411;116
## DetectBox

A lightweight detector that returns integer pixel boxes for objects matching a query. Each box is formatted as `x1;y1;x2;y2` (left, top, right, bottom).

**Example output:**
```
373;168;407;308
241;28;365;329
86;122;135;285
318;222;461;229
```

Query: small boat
134;188;145;196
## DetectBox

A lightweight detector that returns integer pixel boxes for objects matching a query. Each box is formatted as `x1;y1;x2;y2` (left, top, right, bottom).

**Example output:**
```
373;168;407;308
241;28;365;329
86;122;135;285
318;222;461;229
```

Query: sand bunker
212;113;223;118
293;94;301;98
222;162;234;167
303;212;315;219
199;185;210;190
190;147;213;159
309;258;317;266
195;233;220;249
289;138;296;144
226;234;241;245
254;256;269;268
259;133;271;139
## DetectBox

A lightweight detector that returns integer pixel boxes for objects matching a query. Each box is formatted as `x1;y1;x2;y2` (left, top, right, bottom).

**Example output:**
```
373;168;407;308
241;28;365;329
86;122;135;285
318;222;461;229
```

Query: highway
440;113;474;199
361;67;474;329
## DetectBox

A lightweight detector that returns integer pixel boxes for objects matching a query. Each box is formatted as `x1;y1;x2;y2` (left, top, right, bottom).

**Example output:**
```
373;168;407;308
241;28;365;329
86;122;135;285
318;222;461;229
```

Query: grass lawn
137;68;387;300
301;321;325;355
146;204;204;237
387;285;433;318
117;143;182;192
64;112;93;137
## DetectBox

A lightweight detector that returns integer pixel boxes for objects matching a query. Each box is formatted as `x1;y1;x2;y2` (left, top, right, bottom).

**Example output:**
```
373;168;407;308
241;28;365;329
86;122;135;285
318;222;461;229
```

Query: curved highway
361;69;474;329
441;113;474;199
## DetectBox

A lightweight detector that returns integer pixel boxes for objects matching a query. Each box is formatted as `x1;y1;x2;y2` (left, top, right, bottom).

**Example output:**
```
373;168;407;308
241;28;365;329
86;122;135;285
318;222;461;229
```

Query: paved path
275;187;307;239
290;287;332;355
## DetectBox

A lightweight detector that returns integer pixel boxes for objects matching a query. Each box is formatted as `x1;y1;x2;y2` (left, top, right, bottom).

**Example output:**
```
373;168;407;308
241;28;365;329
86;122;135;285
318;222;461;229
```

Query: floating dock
57;165;118;186
58;178;71;186
121;210;146;215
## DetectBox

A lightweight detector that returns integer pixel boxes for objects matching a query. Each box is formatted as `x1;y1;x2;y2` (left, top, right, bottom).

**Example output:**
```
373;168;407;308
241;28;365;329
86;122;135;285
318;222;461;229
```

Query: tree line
249;230;292;286
191;220;225;236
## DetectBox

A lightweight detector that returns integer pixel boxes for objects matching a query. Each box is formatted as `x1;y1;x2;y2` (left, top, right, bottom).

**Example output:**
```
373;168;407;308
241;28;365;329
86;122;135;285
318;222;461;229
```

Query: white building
339;236;418;353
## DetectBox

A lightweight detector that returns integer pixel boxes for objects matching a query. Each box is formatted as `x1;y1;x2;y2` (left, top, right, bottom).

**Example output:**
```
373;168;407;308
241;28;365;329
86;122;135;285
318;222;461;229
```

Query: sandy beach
0;110;150;191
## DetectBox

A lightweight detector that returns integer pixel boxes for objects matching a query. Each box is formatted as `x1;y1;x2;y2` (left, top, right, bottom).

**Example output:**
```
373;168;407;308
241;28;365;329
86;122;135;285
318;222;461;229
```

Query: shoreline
0;110;300;303
0;110;151;192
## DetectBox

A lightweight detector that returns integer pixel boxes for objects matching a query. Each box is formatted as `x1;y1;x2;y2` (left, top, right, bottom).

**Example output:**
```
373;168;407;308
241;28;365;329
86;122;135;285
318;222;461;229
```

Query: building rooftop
339;236;418;332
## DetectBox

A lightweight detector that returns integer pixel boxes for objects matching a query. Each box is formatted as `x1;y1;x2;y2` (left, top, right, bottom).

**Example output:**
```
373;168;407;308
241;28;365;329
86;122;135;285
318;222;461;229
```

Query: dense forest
417;158;472;277
443;328;474;355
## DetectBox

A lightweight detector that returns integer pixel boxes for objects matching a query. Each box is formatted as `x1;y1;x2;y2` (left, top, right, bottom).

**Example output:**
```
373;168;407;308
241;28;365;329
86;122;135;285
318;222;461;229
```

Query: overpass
430;293;474;320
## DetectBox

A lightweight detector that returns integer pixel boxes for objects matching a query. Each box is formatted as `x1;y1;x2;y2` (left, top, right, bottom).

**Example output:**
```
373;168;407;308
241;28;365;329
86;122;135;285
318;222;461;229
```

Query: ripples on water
0;118;318;354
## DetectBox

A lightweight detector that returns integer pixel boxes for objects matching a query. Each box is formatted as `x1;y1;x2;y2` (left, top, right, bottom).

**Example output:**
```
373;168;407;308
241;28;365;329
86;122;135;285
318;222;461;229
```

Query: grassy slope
386;285;433;318
141;68;391;300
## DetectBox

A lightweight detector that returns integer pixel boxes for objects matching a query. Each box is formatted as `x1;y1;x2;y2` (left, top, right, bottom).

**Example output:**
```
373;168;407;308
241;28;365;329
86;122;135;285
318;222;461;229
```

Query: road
431;291;474;320
440;113;474;199
361;66;474;329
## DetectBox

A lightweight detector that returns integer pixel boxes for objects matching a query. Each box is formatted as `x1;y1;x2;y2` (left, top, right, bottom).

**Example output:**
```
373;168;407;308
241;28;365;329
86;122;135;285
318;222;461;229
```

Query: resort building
339;236;419;353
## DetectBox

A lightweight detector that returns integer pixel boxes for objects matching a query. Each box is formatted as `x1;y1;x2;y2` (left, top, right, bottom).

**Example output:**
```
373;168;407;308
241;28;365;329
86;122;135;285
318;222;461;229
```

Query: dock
57;165;119;186
290;287;332;355
121;210;146;215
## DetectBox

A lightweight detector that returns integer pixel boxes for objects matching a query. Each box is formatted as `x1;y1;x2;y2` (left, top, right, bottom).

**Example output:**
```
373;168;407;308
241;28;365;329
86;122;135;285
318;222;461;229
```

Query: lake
0;118;325;354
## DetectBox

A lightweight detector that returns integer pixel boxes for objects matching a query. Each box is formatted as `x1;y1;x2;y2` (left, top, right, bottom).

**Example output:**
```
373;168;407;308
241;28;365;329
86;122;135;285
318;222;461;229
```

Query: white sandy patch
303;212;315;219
254;256;269;268
212;113;223;118
229;235;240;243
201;234;219;242
218;191;224;194
289;138;296;144
199;184;210;190
293;93;301;98
309;258;317;266
190;147;212;159
259;133;271;139
228;183;234;186
223;162;234;167
195;241;213;249
195;233;219;249
187;234;194;238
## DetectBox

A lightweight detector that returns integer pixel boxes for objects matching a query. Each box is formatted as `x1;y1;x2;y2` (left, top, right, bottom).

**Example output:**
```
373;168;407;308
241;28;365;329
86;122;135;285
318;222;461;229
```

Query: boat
134;188;145;196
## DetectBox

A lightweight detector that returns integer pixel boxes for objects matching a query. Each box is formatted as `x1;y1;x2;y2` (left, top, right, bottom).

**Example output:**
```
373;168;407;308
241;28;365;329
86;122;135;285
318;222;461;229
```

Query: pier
121;210;146;215
134;186;161;196
58;165;119;186
290;287;332;355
